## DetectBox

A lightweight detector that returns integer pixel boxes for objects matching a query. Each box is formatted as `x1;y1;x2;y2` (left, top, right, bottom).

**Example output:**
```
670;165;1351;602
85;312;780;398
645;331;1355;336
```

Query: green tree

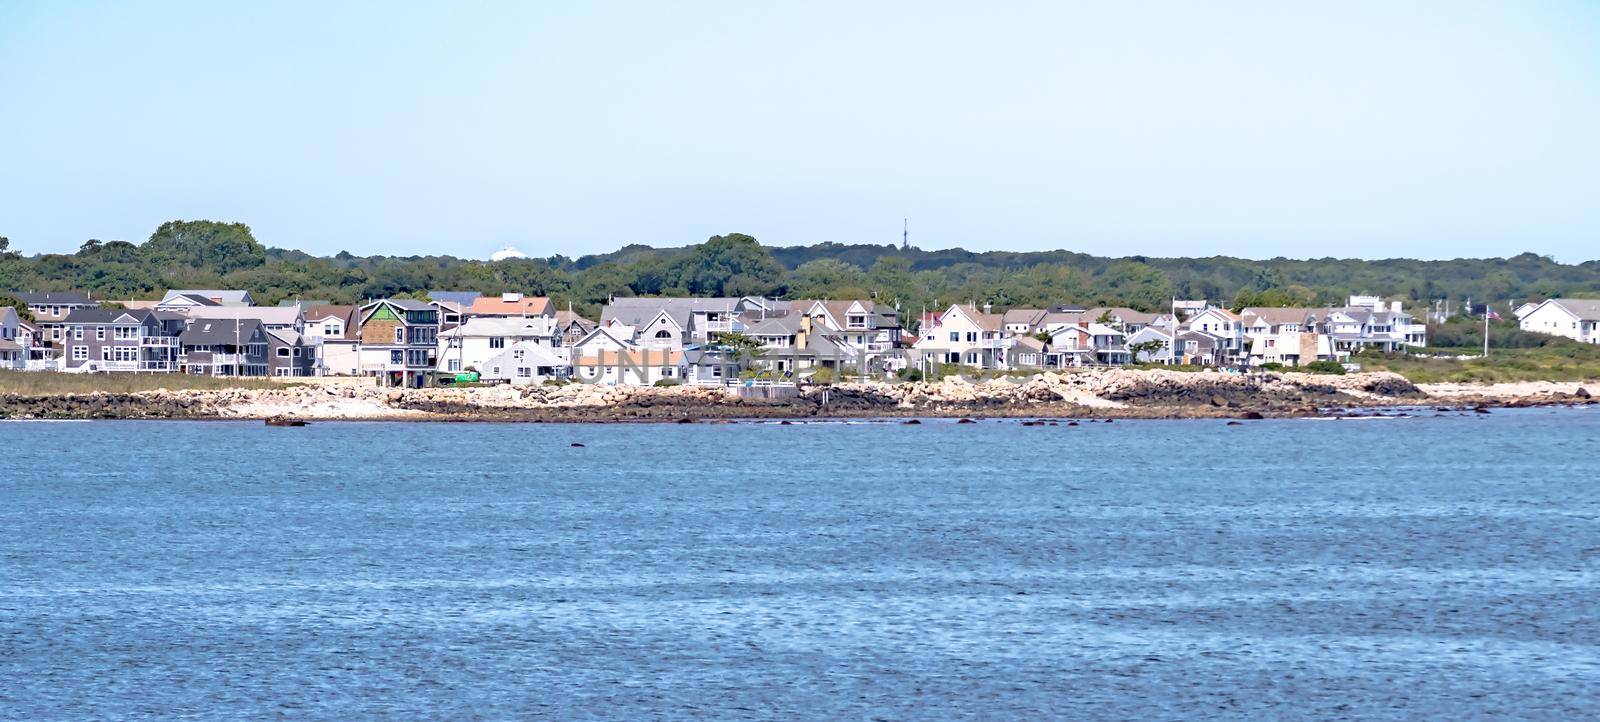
664;233;784;296
142;220;267;274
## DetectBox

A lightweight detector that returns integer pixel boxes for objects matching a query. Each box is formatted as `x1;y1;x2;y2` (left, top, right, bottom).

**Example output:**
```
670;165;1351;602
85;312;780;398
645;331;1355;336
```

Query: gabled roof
943;304;1003;332
0;306;17;325
266;328;305;346
180;318;265;345
554;309;595;328
14;291;95;305
61;308;156;325
440;316;557;338
746;315;805;336
469;294;554;317
1001;309;1048;328
1241;307;1318;326
601;297;744;329
303;304;356;323
160;289;252;306
1538;298;1600;321
572;325;637;350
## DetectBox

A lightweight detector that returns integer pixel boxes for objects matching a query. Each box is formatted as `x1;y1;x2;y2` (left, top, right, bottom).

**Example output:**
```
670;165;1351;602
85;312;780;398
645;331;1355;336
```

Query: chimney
1390;301;1402;313
983;303;993;315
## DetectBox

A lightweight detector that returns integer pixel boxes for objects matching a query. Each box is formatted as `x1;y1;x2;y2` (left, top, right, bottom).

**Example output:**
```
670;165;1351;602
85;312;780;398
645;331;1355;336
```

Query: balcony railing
140;336;180;346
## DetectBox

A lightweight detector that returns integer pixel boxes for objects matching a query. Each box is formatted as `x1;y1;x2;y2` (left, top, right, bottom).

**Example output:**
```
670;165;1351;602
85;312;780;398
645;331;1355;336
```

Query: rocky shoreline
1;369;1594;422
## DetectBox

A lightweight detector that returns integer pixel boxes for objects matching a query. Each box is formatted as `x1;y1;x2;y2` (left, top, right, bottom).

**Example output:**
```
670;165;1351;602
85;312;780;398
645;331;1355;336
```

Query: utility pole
1484;303;1491;357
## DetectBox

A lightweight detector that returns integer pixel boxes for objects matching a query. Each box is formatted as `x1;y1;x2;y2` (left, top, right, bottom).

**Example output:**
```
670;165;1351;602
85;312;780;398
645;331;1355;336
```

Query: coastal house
601;297;784;345
15;291;99;350
572;347;685;386
436;316;560;375
303;305;361;376
915;304;1009;369
1311;298;1427;353
1126;326;1176;364
1248;331;1332;367
1517;299;1600;344
178;319;271;376
478;341;569;385
14;319;53;370
267;329;316;377
790;299;901;361
357;298;440;387
58;307;182;373
1184;308;1245;362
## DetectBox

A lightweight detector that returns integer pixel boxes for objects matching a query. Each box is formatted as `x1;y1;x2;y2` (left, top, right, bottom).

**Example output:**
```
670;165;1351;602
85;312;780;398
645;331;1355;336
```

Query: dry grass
0;370;291;394
1358;347;1600;384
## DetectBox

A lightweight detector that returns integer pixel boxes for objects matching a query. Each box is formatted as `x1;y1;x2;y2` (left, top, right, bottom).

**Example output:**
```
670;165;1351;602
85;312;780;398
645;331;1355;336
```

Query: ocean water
2;409;1598;720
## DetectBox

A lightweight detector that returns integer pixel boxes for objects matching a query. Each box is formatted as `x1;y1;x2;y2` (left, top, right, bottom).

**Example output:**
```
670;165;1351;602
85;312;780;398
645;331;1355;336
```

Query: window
966;332;977;343
949;332;959;342
447;359;461;372
72;346;87;360
517;367;531;378
395;327;405;343
492;366;501;376
292;348;301;358
96;326;105;340
277;347;291;357
664;367;675;377
390;350;404;365
489;337;505;349
966;352;978;364
101;347;109;360
654;330;673;339
324;322;339;336
74;327;84;340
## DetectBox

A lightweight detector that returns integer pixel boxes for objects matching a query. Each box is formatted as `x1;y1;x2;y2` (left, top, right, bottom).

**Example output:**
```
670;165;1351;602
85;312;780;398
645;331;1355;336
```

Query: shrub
1304;360;1346;375
897;368;924;382
810;367;838;384
653;378;681;387
542;378;569;387
1260;362;1285;371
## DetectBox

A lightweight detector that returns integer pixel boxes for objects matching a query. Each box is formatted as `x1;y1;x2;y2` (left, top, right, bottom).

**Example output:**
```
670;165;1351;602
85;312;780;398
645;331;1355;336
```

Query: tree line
2;221;1598;323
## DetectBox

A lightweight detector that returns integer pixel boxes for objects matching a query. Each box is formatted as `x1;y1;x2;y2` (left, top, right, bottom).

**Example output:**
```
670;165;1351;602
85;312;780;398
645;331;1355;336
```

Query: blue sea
2;409;1598;720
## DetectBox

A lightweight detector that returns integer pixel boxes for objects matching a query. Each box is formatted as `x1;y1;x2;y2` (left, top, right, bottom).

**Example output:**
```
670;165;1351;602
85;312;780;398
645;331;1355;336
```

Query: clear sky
3;1;1598;261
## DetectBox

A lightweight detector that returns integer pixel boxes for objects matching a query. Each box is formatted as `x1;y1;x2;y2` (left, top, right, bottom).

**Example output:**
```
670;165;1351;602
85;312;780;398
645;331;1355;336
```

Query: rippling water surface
3;410;1599;719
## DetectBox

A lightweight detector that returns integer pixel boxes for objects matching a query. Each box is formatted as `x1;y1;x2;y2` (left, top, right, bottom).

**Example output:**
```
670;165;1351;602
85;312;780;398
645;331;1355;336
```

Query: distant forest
2;221;1598;320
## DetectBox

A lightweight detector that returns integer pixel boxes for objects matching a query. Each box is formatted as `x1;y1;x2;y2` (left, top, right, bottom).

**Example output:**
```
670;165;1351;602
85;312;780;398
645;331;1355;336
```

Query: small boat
265;417;308;427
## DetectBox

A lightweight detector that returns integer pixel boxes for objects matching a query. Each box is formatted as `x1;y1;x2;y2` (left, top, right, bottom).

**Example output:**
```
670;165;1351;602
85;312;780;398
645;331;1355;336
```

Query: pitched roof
1002;309;1048;328
303;304;356;322
61;307;156;325
601;297;744;328
14;291;94;305
1545;298;1600;321
180;305;303;326
469;294;554;316
746;315;806;336
0;306;16;325
440;316;557;338
1241;307;1318;325
160;289;252;306
428;291;483;307
553;309;595;329
266;328;304;346
1083;307;1160;324
180;318;265;345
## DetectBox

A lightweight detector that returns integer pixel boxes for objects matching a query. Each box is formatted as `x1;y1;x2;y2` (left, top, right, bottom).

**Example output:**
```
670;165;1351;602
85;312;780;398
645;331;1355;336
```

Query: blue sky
3;1;1598;261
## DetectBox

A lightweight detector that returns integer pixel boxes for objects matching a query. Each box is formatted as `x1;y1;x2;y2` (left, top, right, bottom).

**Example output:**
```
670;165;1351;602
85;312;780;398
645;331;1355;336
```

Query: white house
436;316;559;375
479;342;569;385
1518;299;1600;344
1184;308;1245;361
914;304;1009;369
